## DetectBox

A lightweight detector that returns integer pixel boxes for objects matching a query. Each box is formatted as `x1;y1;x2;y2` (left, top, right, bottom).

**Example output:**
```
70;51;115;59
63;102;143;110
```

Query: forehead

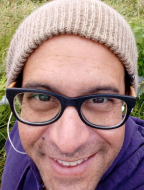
22;35;125;96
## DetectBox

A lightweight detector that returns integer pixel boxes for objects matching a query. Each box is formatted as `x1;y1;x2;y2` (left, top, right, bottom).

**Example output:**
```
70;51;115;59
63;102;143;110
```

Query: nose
49;106;90;154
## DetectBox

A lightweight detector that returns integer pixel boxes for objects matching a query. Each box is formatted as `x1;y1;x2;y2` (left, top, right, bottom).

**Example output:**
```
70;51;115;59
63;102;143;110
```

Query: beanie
6;0;138;92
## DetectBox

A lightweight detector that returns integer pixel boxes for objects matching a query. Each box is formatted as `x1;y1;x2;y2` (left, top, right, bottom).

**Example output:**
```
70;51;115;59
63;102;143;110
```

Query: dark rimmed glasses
6;87;136;129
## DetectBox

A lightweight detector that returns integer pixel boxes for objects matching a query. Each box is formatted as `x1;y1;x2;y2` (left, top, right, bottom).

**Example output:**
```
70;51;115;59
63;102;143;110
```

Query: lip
49;153;96;176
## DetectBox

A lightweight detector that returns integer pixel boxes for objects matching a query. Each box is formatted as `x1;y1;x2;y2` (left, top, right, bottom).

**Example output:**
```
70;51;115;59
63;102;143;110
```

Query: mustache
35;137;107;159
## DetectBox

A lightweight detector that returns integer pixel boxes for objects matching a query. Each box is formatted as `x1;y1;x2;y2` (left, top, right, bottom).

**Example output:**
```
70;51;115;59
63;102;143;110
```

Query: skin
19;35;126;190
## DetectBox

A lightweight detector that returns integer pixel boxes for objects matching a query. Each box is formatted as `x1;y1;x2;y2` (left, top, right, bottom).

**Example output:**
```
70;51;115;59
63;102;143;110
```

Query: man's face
19;35;125;190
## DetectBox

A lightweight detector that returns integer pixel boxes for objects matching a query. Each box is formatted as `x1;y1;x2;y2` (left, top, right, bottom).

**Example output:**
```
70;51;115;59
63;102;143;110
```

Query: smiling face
19;35;125;190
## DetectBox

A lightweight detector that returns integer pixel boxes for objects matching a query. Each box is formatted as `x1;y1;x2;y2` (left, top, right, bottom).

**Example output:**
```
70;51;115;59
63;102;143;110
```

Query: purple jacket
1;116;144;190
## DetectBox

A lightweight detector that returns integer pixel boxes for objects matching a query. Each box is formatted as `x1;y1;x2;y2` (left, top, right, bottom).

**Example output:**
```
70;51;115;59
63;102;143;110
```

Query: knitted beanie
6;0;138;92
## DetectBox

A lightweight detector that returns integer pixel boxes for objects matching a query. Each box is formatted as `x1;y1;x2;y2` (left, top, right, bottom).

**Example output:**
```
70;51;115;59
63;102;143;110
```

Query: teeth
70;161;78;166
84;158;88;161
62;161;70;166
55;158;88;166
57;160;63;164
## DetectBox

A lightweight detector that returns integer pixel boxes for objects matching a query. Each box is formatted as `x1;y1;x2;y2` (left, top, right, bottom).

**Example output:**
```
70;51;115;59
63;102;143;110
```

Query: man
1;0;144;189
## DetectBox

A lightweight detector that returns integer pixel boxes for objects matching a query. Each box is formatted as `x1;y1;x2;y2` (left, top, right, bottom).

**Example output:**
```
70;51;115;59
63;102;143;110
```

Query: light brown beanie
6;0;138;92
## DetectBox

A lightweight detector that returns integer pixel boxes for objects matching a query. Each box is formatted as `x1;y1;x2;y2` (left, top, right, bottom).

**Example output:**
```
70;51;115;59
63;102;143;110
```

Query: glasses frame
6;87;136;129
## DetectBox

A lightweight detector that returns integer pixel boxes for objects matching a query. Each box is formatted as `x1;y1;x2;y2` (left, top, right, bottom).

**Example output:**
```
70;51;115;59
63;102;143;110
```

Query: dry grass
0;0;144;187
0;0;47;186
105;0;144;21
0;0;47;72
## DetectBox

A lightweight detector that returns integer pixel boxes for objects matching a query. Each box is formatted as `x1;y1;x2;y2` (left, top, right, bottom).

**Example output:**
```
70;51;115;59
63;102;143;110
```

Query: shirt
1;116;144;190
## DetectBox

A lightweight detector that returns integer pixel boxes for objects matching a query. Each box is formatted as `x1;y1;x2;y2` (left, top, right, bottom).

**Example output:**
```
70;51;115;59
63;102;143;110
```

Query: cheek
95;124;125;156
92;125;125;172
18;121;47;153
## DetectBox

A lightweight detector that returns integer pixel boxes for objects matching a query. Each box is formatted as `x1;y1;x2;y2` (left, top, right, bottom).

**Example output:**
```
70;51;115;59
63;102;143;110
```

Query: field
0;0;144;185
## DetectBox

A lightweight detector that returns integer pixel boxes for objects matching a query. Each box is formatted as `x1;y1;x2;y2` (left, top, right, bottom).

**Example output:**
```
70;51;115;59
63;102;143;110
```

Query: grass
0;106;16;184
0;0;47;75
0;0;144;186
0;0;48;185
105;0;144;21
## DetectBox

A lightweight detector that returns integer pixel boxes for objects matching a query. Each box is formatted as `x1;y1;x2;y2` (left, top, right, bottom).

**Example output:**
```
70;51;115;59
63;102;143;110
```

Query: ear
130;86;136;97
8;81;17;88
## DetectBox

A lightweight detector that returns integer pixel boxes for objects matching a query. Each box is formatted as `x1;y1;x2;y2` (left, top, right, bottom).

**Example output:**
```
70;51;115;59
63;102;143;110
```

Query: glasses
6;87;136;129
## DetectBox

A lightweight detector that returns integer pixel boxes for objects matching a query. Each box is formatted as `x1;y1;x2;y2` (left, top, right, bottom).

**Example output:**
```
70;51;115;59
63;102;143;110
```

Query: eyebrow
23;82;120;95
23;83;58;92
85;86;120;94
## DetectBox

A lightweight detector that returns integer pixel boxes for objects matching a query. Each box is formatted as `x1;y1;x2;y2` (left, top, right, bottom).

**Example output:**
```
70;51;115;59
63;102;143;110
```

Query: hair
125;70;132;95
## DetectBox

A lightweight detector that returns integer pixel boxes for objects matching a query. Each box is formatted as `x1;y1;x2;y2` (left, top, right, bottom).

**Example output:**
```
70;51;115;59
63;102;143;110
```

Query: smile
54;157;88;166
50;154;96;176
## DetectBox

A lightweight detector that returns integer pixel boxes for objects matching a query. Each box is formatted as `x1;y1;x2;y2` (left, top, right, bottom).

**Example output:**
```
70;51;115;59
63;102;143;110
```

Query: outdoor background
0;0;144;185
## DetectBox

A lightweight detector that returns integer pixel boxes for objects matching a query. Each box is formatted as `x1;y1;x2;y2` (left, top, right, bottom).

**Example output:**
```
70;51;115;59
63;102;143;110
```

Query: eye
88;98;108;103
30;94;51;101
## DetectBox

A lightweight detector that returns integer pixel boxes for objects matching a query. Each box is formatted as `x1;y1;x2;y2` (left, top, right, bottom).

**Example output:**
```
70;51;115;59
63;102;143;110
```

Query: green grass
105;0;144;21
0;0;48;185
0;0;144;186
0;0;47;75
0;106;16;184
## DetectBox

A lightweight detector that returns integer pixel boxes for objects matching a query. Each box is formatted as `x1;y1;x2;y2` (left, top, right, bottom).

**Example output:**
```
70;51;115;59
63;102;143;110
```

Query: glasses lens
81;97;127;127
14;92;61;123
